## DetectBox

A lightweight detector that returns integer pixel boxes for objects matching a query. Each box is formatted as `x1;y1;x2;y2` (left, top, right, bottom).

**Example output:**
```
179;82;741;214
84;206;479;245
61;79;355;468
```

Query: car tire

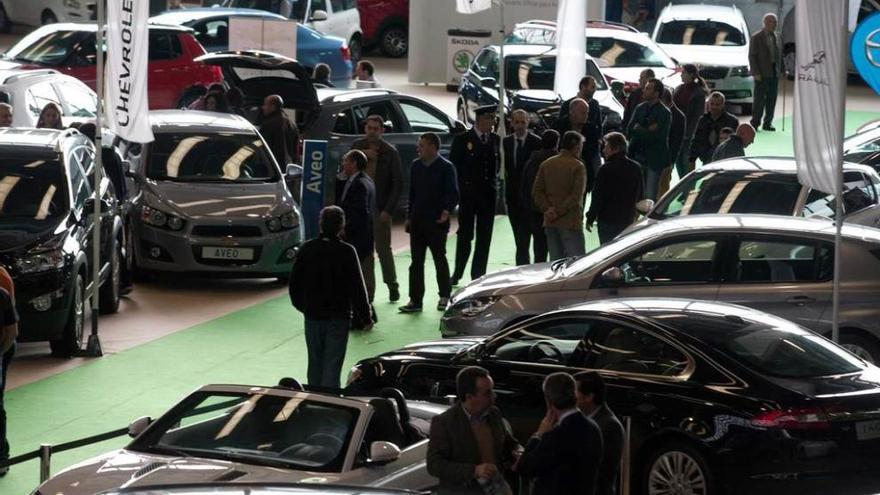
840;332;880;365
41;9;57;25
380;25;408;58
99;239;122;314
643;441;714;495
0;3;11;33
349;34;363;63
50;274;85;358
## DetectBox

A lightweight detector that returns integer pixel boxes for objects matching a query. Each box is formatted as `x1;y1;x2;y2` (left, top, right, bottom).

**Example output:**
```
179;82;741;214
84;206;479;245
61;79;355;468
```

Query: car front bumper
706;74;754;105
12;268;75;342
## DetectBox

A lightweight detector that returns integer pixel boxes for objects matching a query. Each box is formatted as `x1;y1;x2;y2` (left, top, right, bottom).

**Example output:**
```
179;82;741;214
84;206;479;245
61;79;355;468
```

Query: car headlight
16;250;65;274
63;0;80;8
142;206;185;231
448;296;501;318
268;211;300;232
729;65;751;77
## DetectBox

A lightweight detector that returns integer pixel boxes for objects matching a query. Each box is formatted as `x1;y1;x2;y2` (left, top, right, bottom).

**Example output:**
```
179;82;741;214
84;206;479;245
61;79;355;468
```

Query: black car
0;128;124;357
347;298;880;495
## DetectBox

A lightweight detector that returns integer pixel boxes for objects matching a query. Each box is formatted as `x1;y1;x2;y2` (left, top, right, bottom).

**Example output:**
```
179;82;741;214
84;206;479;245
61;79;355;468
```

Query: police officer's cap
474;105;497;118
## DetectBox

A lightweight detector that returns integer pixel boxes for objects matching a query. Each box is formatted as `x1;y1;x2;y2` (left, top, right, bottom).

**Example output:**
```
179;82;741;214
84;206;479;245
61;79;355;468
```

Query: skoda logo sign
453;50;473;74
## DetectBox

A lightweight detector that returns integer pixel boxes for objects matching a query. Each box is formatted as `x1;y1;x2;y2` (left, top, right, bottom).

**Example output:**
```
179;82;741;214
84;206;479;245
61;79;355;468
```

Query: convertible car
32;383;445;494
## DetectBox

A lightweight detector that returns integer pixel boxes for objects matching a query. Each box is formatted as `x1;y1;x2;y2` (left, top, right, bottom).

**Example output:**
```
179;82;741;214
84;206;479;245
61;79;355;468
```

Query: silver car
32;384;444;494
123;111;301;279
441;214;880;363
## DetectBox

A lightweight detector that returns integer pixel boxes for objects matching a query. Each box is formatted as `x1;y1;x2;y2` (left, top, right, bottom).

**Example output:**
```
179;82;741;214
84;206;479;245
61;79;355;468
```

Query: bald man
554;84;601;194
712;124;755;162
259;94;299;166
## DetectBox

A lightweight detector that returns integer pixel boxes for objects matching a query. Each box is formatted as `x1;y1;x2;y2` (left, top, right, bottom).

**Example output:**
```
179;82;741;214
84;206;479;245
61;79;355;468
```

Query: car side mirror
311;9;328;21
453;119;467;134
286;163;303;179
128;416;152;438
369;441;401;465
481;77;497;89
601;266;624;285
636;199;655;215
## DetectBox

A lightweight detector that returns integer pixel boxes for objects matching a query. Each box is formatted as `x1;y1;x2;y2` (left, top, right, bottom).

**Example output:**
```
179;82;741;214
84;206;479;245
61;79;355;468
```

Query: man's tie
481;133;487;145
516;138;523;166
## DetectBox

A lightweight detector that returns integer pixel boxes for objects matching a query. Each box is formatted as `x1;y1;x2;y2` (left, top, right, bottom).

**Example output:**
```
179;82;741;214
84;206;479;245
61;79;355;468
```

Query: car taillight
751;407;832;430
340;45;351;61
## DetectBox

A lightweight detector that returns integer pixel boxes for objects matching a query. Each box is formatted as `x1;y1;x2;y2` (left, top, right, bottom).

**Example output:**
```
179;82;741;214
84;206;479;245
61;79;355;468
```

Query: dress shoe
389;286;400;302
398;301;423;313
762;124;776;131
437;297;450;311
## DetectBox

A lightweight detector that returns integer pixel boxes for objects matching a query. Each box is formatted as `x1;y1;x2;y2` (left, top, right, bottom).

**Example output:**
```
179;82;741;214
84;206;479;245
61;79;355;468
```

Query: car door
590;235;724;302
714;235;832;330
329;0;359;42
147;30;188;109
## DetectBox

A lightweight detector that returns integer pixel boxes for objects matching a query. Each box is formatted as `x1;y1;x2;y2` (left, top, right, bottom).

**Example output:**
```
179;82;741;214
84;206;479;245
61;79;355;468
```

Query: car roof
150;7;287;24
40;22;192;33
149;110;256;133
0;69;61;86
698;156;876;175
0;127;82;153
316;87;398;104
657;3;744;22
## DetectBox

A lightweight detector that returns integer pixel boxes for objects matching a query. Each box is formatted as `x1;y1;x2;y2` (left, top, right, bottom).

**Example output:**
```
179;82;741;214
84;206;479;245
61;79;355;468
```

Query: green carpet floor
3;110;879;494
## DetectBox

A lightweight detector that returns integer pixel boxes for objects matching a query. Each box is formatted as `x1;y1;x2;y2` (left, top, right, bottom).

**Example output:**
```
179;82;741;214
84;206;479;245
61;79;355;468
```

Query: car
0;0;94;30
0;128;124;357
843;120;880;171
437;214;880;363
32;382;446;494
347;297;880;495
122;110;302;279
0;68;97;128
631;157;880;231
1;23;223;109
99;484;429;495
507;19;681;93
149;7;353;88
651;3;753;113
358;0;409;58
457;44;625;132
221;0;364;61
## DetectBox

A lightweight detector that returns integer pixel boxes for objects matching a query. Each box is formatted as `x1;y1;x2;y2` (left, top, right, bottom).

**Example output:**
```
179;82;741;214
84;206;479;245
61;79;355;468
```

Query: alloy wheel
381;26;408;58
648;450;707;495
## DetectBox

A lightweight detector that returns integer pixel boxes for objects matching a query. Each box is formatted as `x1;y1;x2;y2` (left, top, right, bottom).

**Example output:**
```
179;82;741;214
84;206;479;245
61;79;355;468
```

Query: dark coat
689;111;740;164
288;234;371;327
351;138;403;215
626;100;671;172
409;155;459;226
667;104;686;165
517;411;604;495
622;87;644;131
521;149;558;213
554;99;602;191
450;128;500;201
586;151;644;226
712;135;746;162
673;82;708;138
427;404;521;495
503;132;542;207
335;172;376;259
592;405;625;495
259;110;299;165
749;29;781;79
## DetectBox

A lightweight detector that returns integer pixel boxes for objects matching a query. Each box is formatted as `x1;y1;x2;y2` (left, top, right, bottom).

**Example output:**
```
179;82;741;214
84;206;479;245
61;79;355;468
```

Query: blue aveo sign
301;140;328;239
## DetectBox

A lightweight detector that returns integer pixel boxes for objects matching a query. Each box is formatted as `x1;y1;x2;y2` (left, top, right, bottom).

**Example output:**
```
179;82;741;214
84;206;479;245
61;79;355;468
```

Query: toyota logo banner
106;0;155;144
851;12;880;96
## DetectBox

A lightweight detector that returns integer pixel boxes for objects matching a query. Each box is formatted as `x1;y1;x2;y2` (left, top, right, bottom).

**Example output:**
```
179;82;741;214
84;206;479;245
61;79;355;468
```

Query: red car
358;0;408;58
1;23;222;109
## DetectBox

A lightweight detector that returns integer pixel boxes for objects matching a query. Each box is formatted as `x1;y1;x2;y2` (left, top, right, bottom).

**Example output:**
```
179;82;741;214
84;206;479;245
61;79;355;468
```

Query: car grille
699;66;730;80
191;225;263;238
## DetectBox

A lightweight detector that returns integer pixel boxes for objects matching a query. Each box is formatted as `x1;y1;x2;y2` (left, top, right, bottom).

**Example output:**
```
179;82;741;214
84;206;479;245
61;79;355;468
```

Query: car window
68;147;93;209
656;20;746;46
803;171;877;217
734;239;832;283
330;0;344;12
398;100;450;134
345;101;404;134
332;106;357;135
4;28;81;65
195;19;230;50
587;322;690;376
0;158;69;220
312;0;327;12
617;239;718;284
149;32;183;61
843;130;880;163
473;49;498;78
587;36;668;68
59;82;97;117
342;0;356;9
488;318;597;367
26;82;62;118
507;26;557;45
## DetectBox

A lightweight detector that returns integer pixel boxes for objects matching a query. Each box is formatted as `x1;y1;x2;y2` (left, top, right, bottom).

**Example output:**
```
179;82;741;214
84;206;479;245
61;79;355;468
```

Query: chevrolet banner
107;0;154;143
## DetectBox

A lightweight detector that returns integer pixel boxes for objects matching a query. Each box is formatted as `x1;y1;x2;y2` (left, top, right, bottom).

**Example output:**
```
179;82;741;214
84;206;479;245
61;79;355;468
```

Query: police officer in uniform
450;105;500;286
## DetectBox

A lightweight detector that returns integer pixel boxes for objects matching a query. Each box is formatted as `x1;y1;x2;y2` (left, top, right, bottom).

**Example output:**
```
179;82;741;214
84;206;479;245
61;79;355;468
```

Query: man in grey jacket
749;13;781;131
712;123;755;162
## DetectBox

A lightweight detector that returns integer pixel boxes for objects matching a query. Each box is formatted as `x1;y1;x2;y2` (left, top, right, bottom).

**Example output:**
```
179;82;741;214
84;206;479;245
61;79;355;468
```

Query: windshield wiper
144;445;194;459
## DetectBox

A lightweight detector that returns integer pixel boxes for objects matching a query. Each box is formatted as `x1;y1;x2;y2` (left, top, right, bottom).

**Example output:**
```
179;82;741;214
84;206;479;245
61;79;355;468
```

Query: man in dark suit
504;109;542;265
586;132;644;245
427;366;521;495
450;105;499;286
516;372;604;495
576;372;625;495
335;150;377;304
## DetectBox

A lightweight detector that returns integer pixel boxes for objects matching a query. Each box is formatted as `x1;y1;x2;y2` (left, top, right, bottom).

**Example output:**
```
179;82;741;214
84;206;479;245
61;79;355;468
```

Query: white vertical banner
106;0;154;143
793;0;846;194
553;0;587;100
456;0;492;14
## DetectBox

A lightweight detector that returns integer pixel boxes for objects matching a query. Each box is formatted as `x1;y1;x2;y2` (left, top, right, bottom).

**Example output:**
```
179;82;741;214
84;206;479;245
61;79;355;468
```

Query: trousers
507;201;533;266
359;253;375;302
304;319;349;388
409;221;452;303
545;227;585;261
453;193;495;281
1;343;16;461
373;212;398;291
752;76;779;128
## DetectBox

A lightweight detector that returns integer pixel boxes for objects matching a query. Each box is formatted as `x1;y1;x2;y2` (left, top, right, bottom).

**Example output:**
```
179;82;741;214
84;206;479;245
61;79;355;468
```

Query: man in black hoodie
289;206;373;388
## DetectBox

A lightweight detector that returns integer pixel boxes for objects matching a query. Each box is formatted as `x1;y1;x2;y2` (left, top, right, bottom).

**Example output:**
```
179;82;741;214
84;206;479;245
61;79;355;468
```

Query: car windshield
843;128;880;163
147;133;279;182
131;391;358;472
587;36;671;68
563;224;660;276
4;29;84;65
656;20;746;46
651;171;802;220
504;54;608;91
0;159;69;220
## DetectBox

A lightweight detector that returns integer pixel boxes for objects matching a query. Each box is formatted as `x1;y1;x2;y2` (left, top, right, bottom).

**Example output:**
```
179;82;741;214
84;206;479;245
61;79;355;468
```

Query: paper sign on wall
229;18;298;60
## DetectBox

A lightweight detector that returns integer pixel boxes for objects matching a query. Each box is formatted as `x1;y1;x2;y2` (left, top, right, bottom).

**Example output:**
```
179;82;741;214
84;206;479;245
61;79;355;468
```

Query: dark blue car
150;8;353;88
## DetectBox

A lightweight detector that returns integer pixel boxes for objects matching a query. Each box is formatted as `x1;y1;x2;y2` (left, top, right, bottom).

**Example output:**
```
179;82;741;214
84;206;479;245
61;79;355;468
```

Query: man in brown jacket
350;115;404;302
748;13;780;131
532;131;587;261
259;94;299;165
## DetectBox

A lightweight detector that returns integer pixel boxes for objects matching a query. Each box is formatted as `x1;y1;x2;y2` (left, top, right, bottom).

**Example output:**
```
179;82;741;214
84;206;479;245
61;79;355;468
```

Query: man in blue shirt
399;132;459;313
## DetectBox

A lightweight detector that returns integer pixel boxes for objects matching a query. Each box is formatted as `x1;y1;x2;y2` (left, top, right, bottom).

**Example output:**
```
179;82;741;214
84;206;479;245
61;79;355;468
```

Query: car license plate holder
856;419;880;441
202;247;255;261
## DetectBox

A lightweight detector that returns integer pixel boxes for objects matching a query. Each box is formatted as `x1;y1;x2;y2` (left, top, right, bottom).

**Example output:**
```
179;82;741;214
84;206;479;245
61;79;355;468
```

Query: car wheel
840;332;880;365
0;3;11;33
643;441;713;495
349;34;363;63
380;25;407;58
99;239;122;314
50;274;85;358
457;98;468;124
41;9;57;25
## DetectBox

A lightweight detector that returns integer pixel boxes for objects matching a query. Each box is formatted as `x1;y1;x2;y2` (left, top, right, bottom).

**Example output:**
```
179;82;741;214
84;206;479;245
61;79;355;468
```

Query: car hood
0;218;68;253
37;449;348;495
452;261;565;302
145;180;292;219
380;337;484;360
657;44;749;68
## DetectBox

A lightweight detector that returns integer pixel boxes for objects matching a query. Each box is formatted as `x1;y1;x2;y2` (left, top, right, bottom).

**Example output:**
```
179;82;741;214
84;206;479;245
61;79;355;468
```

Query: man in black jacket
516;372;603;495
555;84;601;193
688;92;740;167
576;372;625;495
504;109;542;265
586;132;643;245
518;130;559;265
336;150;377;304
289;206;373;388
259;94;299;165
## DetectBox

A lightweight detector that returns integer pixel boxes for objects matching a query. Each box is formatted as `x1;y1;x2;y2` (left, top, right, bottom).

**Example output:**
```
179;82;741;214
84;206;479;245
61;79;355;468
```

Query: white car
0;69;97;127
651;3;753;113
0;0;93;29
222;0;364;61
32;383;446;494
